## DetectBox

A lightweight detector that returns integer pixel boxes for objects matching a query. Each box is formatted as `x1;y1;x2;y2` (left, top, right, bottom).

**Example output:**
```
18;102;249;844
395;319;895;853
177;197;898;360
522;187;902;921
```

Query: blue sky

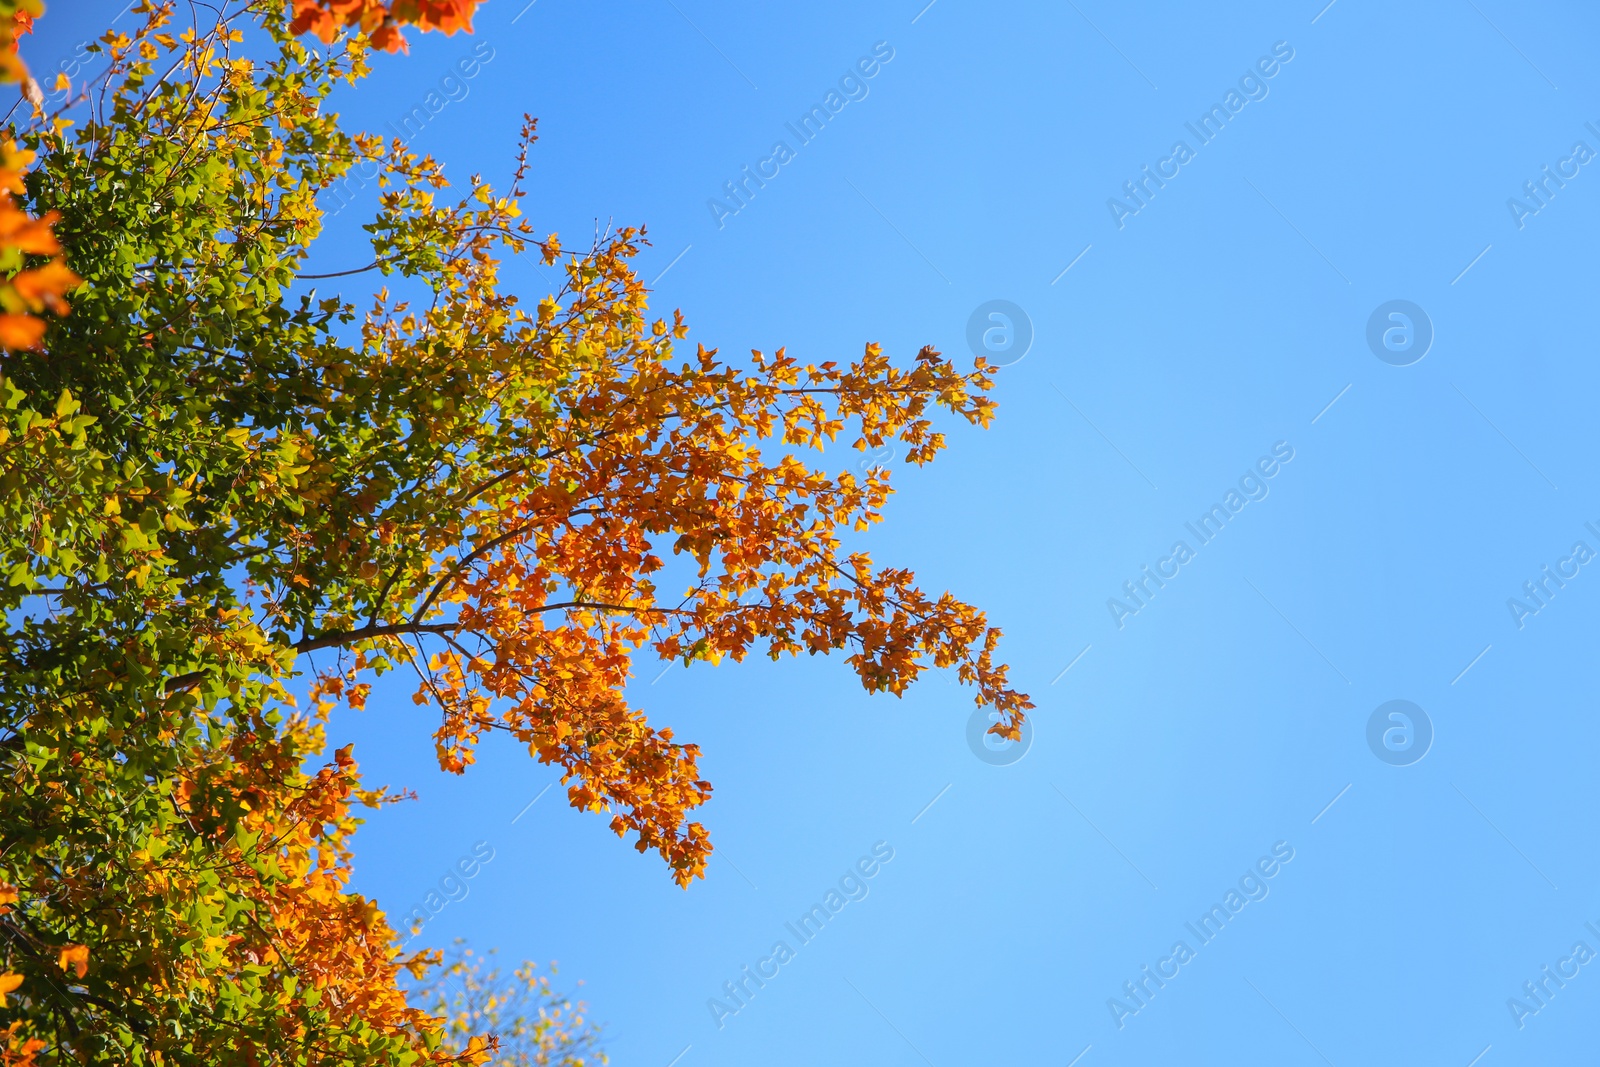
43;1;1600;1063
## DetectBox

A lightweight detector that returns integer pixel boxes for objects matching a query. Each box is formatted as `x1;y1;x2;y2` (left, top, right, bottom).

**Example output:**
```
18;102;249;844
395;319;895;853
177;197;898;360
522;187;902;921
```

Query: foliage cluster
0;1;1026;1062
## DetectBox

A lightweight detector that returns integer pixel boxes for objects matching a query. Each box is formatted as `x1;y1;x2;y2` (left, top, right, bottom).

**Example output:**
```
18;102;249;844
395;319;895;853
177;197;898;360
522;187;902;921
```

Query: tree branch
299;258;387;280
292;621;462;656
410;518;542;624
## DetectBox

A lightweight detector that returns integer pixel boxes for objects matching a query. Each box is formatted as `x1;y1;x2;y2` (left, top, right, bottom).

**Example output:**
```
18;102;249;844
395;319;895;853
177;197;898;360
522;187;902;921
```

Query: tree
289;0;480;53
411;943;604;1067
0;0;1029;1061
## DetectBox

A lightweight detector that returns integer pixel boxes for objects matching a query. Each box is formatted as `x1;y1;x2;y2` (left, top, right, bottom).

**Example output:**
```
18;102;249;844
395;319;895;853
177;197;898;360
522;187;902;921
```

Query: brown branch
292;621;461;656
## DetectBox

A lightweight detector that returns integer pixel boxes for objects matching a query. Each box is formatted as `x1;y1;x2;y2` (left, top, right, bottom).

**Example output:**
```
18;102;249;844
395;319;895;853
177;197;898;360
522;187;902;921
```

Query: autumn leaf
289;0;479;53
0;314;40;348
56;945;87;978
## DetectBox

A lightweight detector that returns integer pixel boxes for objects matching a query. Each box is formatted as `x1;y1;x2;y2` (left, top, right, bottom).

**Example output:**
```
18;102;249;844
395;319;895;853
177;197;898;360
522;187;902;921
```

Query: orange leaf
9;259;80;314
57;945;88;978
0;313;44;349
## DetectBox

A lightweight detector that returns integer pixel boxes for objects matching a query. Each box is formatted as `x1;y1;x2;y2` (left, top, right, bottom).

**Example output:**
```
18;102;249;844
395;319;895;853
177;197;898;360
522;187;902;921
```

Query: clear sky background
42;1;1600;1063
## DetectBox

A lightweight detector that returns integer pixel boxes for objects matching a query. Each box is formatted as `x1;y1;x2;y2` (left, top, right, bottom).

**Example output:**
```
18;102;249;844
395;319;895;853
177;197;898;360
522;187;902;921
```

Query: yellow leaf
58;944;88;978
0;971;20;1005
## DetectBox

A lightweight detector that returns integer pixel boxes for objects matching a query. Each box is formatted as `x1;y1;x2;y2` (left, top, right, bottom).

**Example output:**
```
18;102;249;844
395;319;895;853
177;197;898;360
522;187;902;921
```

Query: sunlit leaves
410;942;605;1067
0;0;1028;1061
289;0;479;53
